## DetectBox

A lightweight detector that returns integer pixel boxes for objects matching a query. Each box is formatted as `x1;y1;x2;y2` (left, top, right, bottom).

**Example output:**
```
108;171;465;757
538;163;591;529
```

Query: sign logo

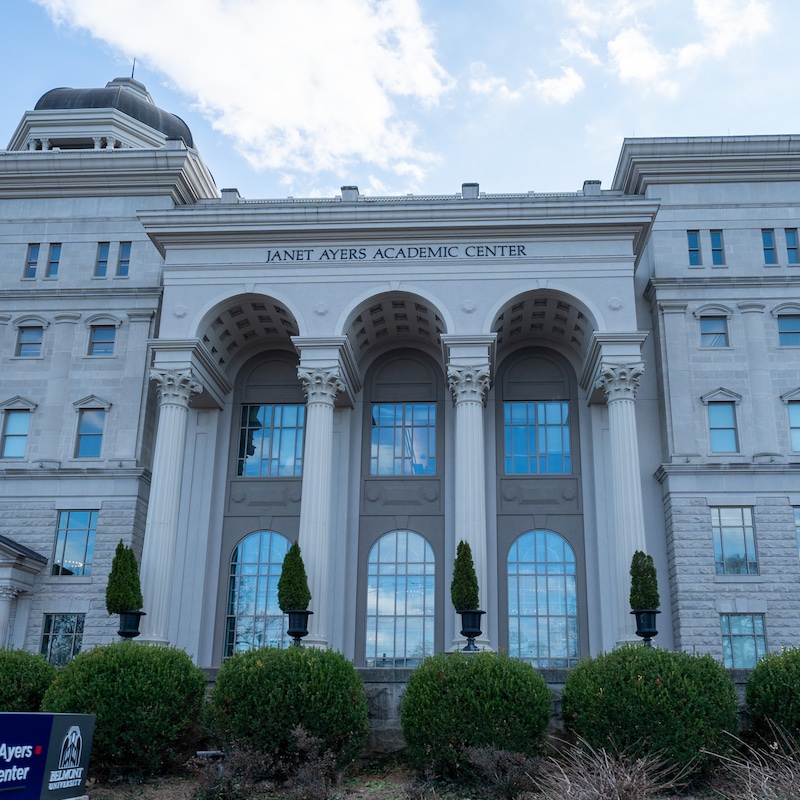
48;726;84;791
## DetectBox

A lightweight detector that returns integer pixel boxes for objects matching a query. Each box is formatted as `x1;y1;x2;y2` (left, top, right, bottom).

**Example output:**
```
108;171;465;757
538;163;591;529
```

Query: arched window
225;530;290;656
365;530;434;667
507;530;578;667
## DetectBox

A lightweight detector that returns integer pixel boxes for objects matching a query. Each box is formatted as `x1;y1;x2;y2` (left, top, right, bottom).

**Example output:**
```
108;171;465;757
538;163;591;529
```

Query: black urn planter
457;609;485;652
286;609;313;646
118;610;146;639
631;609;660;647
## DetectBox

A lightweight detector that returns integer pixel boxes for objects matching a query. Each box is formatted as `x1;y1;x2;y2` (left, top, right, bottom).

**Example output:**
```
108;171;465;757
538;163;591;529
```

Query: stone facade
1;80;799;674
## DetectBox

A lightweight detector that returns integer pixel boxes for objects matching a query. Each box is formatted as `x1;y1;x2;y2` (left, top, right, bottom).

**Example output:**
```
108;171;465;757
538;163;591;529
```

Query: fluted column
297;368;345;648
597;363;647;643
448;364;492;647
0;586;21;648
139;369;203;645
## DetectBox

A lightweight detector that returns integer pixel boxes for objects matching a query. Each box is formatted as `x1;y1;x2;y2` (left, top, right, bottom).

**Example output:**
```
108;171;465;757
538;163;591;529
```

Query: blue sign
0;713;95;800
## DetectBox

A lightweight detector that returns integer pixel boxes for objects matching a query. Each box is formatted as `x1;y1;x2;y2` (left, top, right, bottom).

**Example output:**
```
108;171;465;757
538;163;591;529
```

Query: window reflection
237;404;305;477
504;401;571;474
370;403;436;475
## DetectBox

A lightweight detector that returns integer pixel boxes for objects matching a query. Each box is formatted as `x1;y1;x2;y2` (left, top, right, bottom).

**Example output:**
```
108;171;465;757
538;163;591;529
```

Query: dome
34;77;194;148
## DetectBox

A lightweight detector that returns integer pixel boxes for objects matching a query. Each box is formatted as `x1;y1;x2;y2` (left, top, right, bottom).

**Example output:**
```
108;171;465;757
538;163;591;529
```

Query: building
1;78;799;672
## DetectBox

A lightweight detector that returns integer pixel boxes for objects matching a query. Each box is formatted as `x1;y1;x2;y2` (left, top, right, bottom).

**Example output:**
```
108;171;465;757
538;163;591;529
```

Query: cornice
0;287;162;301
644;275;800;301
0;148;217;203
656;462;800;482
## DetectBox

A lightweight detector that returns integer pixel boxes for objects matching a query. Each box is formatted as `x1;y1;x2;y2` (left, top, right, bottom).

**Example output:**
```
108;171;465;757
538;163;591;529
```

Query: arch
365;530;435;667
224;530;291;656
507;529;579;667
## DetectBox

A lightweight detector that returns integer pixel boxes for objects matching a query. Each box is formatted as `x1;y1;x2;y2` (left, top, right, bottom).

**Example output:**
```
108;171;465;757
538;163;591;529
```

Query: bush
746;647;800;742
105;539;143;614
0;649;56;711
561;644;739;775
401;652;552;775
42;641;207;779
451;540;480;611
209;647;368;771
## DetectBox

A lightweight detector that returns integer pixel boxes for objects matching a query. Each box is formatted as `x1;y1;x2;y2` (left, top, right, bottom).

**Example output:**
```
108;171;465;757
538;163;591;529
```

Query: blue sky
0;0;794;199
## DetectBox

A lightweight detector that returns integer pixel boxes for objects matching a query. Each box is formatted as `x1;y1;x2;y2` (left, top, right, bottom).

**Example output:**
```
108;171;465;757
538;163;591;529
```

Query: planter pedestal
118;610;146;639
457;609;485;652
631;609;660;647
287;609;313;646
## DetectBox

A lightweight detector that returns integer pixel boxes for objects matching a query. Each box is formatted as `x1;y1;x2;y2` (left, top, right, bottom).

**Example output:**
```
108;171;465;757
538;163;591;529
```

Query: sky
0;0;795;200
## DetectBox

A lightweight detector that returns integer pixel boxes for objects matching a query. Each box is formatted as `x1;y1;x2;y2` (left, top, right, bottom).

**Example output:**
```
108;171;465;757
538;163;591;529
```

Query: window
787;229;799;265
365;530;435;667
504;401;571;474
1;409;30;458
778;315;800;346
117;241;131;276
16;326;43;357
508;530;579;668
370;403;436;475
41;613;84;666
707;401;738;452
24;244;39;278
762;229;777;264
52;510;97;576
710;230;725;265
225;530;290;656
687;230;702;265
75;409;106;458
238;404;304;477
45;243;61;277
700;316;729;347
711;506;757;574
88;325;115;356
95;242;110;277
789;401;800;451
721;614;766;668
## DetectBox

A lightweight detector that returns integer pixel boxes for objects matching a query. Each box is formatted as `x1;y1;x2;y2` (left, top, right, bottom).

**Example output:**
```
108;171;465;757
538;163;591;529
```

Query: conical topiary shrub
629;550;659;610
277;542;311;611
450;540;479;611
105;540;143;614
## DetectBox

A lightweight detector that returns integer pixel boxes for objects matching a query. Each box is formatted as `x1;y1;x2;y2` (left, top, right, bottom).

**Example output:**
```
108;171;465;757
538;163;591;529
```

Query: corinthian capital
0;585;21;602
297;368;345;406
150;369;204;406
596;362;644;402
447;364;491;406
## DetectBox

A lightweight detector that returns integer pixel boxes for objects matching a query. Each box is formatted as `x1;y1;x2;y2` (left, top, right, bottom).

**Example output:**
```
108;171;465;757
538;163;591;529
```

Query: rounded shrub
210;646;368;770
42;641;207;779
561;644;739;774
401;651;552;774
746;647;800;741
0;649;56;711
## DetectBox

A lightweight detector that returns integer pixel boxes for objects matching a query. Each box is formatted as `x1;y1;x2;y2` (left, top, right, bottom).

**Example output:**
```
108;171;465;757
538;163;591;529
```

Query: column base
135;634;170;647
449;636;494;653
301;633;330;649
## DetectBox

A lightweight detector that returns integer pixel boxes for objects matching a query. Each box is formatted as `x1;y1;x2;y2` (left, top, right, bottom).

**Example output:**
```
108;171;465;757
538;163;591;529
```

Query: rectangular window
370;403;436;476
786;229;799;265
504;401;571;474
16;326;43;357
2;409;31;458
687;230;702;265
721;613;766;668
41;613;85;666
45;243;61;277
712;506;757;575
700;316;729;347
117;241;131;276
237;404;305;477
710;230;725;265
24;244;39;278
789;402;800;451
88;325;115;356
763;229;777;264
778;315;800;346
52;510;97;576
95;242;110;277
708;402;738;453
75;409;106;458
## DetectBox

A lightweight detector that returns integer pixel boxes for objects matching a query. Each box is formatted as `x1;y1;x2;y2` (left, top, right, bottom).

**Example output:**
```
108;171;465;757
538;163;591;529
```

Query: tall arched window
507;529;578;667
365;530;434;667
225;530;290;656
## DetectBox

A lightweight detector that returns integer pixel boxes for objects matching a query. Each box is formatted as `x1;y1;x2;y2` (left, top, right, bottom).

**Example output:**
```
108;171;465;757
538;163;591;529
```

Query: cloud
560;35;602;65
468;62;523;100
34;0;453;182
607;27;678;95
533;67;585;104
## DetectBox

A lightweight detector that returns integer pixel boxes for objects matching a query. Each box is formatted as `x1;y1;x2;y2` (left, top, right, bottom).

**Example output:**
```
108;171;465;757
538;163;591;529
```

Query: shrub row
7;642;800;782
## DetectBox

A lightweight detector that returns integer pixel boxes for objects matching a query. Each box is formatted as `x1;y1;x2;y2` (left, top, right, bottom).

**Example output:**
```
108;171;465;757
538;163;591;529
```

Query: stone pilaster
596;362;647;643
139;369;203;645
0;586;21;649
